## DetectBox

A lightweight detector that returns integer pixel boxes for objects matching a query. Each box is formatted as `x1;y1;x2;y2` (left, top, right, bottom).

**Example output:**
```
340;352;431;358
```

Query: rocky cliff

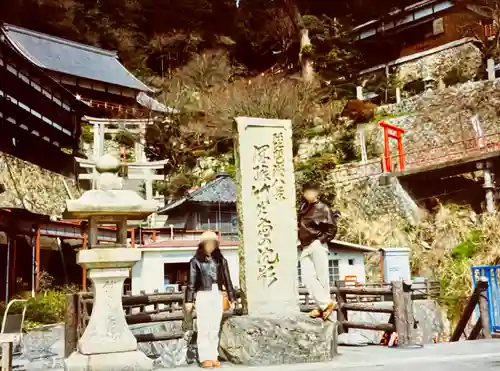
0;152;81;217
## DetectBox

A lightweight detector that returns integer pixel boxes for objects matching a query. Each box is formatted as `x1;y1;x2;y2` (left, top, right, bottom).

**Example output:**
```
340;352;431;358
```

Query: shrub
0;286;77;331
341;100;376;123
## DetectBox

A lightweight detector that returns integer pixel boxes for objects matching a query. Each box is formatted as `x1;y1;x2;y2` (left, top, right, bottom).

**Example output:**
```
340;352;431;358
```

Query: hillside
4;0;500;327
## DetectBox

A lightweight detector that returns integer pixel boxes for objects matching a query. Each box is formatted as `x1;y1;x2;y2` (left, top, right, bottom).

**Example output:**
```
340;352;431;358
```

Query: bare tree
281;0;315;82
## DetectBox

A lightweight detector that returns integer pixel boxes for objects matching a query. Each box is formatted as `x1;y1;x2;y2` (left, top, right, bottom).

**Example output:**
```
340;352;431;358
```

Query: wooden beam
342;321;395;332
478;277;492;339
10;236;17;299
1;342;13;371
81;231;88;292
64;293;78;357
341;303;393;313
130;229;135;248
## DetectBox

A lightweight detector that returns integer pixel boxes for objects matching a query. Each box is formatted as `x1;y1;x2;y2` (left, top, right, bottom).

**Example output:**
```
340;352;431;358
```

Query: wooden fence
450;277;492;341
65;280;422;357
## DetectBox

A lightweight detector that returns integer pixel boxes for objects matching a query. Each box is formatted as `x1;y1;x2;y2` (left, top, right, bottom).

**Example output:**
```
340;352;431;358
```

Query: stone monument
64;154;156;371
219;117;337;365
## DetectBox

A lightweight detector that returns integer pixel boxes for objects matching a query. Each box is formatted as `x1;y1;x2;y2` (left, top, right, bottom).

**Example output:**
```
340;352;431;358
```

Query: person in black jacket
298;182;341;321
184;231;235;369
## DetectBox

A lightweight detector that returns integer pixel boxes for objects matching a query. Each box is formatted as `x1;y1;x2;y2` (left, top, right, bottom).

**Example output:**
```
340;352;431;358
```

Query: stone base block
64;350;153;371
219;314;337;366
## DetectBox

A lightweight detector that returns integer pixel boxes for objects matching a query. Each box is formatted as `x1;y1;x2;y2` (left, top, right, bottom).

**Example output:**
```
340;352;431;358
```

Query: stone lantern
64;154;156;371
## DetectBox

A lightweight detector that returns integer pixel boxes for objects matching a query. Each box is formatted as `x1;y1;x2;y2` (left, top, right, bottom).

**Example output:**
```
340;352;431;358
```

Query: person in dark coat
298;182;341;321
184;231;235;369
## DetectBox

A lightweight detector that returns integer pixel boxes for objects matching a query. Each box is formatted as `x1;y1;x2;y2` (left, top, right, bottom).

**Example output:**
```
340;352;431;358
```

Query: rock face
218;315;337;366
0;152;81;216
131;321;197;368
395;40;482;87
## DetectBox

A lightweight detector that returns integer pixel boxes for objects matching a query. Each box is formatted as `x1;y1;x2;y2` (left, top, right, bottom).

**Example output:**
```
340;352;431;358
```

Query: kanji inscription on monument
234;117;299;316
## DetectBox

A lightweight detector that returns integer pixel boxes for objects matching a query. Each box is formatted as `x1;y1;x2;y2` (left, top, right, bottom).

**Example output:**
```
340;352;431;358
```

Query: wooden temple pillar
34;226;41;293
81;230;88;292
9;235;17;300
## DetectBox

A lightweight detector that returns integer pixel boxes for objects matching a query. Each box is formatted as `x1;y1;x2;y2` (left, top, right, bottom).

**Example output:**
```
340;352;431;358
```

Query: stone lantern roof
63;154;157;220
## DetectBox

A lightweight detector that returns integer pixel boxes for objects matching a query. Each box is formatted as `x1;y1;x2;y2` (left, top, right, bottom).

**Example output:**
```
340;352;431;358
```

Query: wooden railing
450;277;492;342
64;280;420;356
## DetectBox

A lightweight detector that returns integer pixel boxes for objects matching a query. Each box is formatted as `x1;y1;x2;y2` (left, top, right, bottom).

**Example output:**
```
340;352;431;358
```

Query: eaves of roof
2;23;153;93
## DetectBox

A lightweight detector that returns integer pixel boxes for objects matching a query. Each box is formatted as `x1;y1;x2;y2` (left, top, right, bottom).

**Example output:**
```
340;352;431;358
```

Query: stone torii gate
80;116;168;201
76;157;168;201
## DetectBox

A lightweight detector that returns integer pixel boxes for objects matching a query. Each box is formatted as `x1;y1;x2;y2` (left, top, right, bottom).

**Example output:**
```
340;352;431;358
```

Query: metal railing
472;265;500;332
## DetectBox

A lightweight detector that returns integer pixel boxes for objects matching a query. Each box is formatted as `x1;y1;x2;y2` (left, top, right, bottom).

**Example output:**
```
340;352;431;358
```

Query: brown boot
201;360;214;368
309;308;323;319
322;302;337;321
212;360;221;368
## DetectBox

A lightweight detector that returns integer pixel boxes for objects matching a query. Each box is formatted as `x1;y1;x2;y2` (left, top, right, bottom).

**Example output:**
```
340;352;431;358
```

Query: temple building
1;23;172;117
353;0;494;93
0;22;165;300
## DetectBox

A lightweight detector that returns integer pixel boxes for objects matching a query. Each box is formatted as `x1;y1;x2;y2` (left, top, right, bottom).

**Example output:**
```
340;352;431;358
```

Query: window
328;259;340;284
348;259;355;266
196;210;238;234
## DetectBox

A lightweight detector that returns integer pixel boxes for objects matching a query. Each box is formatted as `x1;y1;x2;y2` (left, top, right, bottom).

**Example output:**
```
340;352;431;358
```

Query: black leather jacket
184;248;235;303
298;200;340;247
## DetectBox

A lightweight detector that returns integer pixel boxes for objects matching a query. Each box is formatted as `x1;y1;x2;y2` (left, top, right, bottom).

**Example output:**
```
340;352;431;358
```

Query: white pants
300;240;331;309
196;284;223;362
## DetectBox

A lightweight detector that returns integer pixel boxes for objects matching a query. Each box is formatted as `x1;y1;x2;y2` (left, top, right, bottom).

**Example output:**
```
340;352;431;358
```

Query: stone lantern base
65;248;153;371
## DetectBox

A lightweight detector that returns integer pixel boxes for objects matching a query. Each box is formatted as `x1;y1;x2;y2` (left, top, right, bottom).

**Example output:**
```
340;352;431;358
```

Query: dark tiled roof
2;23;152;92
159;174;236;214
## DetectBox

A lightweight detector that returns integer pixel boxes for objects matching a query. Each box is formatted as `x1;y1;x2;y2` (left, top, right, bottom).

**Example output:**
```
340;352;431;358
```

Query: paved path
13;324;499;371
159;340;500;371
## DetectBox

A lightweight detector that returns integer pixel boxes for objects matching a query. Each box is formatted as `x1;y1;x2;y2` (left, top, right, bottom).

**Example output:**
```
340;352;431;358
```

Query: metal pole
31;234;35;297
483;162;495;214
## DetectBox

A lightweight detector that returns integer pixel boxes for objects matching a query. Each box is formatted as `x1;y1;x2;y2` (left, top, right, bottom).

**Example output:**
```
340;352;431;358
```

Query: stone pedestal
65;248;153;371
219;315;338;366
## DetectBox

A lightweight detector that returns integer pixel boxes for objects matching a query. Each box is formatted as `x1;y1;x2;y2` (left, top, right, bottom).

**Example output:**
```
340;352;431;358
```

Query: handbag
221;286;231;312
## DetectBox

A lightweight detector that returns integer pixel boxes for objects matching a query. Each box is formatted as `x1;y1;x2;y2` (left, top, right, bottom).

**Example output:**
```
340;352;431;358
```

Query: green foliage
80;124;93;144
115;131;135;148
451;229;482;259
300;44;314;57
295;154;337;206
0;287;74;331
161;172;199;199
439;257;473;327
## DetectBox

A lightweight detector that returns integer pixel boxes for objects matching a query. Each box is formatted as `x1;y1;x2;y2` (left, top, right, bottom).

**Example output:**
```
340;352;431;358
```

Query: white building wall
131;250;165;295
131;246;240;294
131;245;367;295
328;249;367;284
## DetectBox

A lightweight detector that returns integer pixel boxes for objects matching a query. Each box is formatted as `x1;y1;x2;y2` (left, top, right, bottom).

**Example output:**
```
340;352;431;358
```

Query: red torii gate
379;121;405;172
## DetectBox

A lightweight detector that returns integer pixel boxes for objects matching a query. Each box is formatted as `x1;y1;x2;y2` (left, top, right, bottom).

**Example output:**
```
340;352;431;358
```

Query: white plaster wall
131;247;240;294
328;249;366;284
131;246;365;294
131;250;165;295
222;249;240;289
